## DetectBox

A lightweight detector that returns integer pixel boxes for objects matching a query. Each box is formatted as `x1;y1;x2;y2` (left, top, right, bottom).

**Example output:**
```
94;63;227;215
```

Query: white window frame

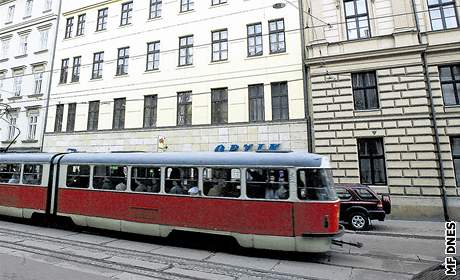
27;110;39;140
7;5;15;23
24;0;33;17
7;113;18;141
19;34;28;55
39;29;49;50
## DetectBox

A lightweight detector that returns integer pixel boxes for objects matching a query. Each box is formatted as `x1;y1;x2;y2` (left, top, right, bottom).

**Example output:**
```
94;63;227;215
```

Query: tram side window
93;165;127;191
203;168;241;198
246;168;289;199
297;169;337;201
0;164;21;184
67;165;90;188
131;167;161;193
23;164;43;185
165;167;198;195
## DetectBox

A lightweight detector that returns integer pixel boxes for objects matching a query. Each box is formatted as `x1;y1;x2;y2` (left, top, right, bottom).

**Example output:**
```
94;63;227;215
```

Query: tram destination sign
214;143;281;152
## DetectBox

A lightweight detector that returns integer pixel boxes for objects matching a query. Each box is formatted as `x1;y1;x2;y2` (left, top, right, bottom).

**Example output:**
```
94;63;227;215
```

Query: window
39;29;48;50
87;101;100;131
203;168;240;198
335;187;352;200
355;188;376;199
120;1;133;26
1;39;9;58
143;95;157;128
149;0;162;18
211;88;228;124
269;19;285;54
179;35;193;66
44;0;52;11
66;165;90;188
92;52;104;79
0;72;4;98
65;17;73;38
66;103;76;132
7;113;17;141
0;164;21;184
13;71;23;97
249;84;265;122
54;104;64;132
23;164;42;185
358;138;387;185
146;41;160;71
76;14;86;36
352;71;379;110
180;0;194;12
428;0;458;31
113;98;126;129
439;65;460;106
71;56;81;82
212;0;227;5
246;169;289;199
93;165;127;190
19;34;28;55
131;167;161;192
271;81;289;121
59;58;69;84
211;29;228;62
177;91;192;126
165;167;198;194
452;137;460;187
24;0;33;17
27;110;38;140
97;8;108;31
116;47;129;75
297;169;336;201
247;23;263;57
344;0;371;40
34;70;43;94
7;5;15;23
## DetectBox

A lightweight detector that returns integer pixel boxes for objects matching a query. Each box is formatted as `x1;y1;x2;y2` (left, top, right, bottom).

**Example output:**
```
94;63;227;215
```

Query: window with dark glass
23;164;42;185
246;168;289;199
113;98;126;129
65;17;73;38
297;169;336;201
0;164;21;184
93;165;127;190
352;71;379;110
66;165;90;188
247;23;263;57
249;84;265;122
131;167;161;192
87;100;100;131
116;47;129;75
146;41;160;71
97;8;108;31
54;104;64;132
165;167;198;194
179;35;193;66
203;168;240;198
344;0;371;40
71;56;81;82
452;137;460;187
149;0;162;18
76;14;86;36
92;51;104;79
211;88;228;124
59;58;69;84
271;81;289;121
143;95;157;128
439;65;460;106
180;0;193;12
335;187;352;200
66;103;76;132
120;1;133;26
212;0;227;5
269;19;285;54
177;91;192;126
428;0;458;31
212;29;228;62
358;138;387;185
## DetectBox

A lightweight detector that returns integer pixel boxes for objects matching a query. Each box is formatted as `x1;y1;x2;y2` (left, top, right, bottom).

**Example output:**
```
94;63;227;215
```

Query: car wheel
349;212;369;231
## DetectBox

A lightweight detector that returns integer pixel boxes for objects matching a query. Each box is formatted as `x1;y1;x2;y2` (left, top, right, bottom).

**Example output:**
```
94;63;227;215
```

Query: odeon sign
214;143;281;152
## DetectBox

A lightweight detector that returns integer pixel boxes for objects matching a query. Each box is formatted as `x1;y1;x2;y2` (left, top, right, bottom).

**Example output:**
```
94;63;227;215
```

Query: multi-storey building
43;0;308;154
0;0;60;151
305;0;460;220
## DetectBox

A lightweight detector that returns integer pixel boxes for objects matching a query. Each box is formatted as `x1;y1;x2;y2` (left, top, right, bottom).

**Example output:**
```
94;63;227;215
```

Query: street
0;219;452;280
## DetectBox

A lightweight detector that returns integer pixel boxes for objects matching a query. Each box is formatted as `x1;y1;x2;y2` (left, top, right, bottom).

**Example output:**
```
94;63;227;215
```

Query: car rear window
355;188;376;199
335;187;352;200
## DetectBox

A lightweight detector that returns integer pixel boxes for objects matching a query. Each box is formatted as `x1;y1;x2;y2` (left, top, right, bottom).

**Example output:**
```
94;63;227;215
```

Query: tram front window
297;169;337;201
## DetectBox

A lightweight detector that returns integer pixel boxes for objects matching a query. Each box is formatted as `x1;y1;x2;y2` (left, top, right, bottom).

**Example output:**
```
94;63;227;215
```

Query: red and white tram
0;151;342;252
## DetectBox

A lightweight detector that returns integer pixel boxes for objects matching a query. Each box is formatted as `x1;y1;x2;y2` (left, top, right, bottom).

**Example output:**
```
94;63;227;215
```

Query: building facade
43;0;308;153
305;0;460;220
0;0;60;151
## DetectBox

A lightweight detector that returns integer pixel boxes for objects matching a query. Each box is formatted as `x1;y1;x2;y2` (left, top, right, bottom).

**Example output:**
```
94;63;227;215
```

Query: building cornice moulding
0;14;57;35
63;0;122;16
0;0;15;6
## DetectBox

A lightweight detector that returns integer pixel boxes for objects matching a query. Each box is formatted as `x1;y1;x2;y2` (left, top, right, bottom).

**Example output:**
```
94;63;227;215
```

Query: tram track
0;224;433;279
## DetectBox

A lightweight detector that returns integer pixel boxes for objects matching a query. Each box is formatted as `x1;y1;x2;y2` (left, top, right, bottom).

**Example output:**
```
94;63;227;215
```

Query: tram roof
58;152;328;168
0;153;57;163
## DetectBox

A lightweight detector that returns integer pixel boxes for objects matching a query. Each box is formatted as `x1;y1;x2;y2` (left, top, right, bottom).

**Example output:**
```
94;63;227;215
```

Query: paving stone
165;267;234;280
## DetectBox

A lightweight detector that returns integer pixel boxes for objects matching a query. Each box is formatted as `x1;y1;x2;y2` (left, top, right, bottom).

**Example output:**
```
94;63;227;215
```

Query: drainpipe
410;0;450;221
297;0;314;153
40;0;63;152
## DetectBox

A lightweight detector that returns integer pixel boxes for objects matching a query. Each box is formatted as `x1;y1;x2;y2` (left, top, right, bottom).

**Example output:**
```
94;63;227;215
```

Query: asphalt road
0;219;449;280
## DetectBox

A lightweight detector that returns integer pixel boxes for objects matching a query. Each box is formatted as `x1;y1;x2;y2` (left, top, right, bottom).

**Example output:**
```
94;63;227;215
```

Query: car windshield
297;169;337;201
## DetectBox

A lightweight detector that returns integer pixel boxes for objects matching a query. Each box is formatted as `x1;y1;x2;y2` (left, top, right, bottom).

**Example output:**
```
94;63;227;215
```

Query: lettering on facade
445;221;457;276
214;144;281;152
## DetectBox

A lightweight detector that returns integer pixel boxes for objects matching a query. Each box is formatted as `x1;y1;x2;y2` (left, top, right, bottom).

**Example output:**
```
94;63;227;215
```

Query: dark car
334;184;391;230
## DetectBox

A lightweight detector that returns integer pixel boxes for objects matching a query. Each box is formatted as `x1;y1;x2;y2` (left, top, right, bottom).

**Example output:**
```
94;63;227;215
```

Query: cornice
63;0;123;16
0;14;57;35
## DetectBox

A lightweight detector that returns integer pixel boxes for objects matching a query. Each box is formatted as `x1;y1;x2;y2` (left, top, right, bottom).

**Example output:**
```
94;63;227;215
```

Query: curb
344;230;454;241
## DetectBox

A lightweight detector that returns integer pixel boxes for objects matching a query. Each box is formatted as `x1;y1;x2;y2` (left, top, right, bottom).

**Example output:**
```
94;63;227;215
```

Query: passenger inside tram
247;169;289;199
203;168;240;198
297;169;336;201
